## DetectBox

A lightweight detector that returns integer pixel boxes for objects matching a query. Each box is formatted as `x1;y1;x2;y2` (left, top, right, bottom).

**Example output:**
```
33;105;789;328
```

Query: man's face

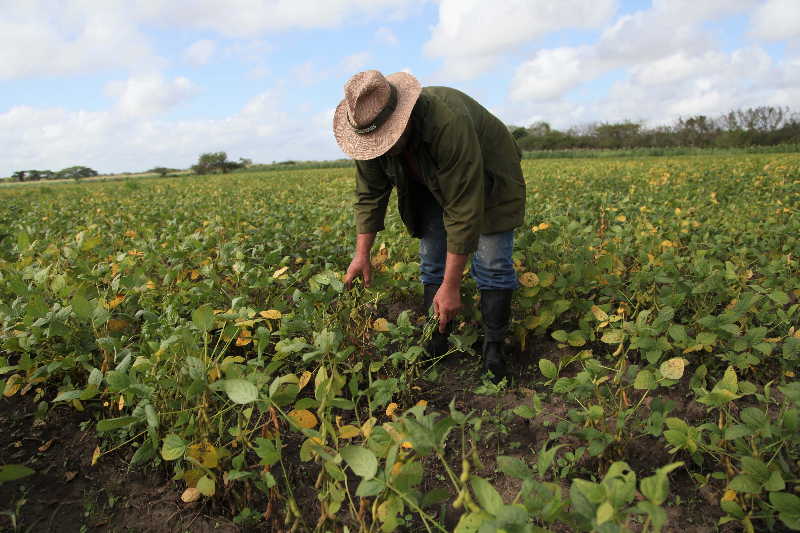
386;122;411;156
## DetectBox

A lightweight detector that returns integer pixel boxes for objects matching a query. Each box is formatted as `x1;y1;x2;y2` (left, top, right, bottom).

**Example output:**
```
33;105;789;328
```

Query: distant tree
238;157;253;167
192;152;243;174
149;167;173;177
594;122;642;149
57;166;98;180
527;121;552;137
509;126;528;140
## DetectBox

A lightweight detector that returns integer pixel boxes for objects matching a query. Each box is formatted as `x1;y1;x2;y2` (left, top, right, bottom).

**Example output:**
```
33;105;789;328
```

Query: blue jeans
418;199;518;291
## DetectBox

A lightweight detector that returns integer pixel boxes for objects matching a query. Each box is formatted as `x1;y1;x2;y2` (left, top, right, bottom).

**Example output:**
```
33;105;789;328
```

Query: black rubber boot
480;289;513;383
423;284;451;358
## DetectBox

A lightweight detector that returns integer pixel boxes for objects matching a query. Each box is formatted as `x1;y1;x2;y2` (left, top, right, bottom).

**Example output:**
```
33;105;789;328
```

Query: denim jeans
418;196;518;291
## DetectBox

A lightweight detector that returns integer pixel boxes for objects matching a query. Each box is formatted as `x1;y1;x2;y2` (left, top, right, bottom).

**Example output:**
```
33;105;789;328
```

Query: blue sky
1;0;798;176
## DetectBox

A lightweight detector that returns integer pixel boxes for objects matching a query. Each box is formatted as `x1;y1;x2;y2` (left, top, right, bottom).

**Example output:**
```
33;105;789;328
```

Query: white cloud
0;88;342;176
342;52;372;73
184;39;216;66
750;0;800;41
510;47;594;101
134;0;424;37
375;27;399;45
0;2;161;80
509;0;760;104
424;0;617;80
105;74;198;116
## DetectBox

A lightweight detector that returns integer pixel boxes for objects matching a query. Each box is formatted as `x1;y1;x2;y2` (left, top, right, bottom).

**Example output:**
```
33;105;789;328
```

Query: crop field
1;154;799;532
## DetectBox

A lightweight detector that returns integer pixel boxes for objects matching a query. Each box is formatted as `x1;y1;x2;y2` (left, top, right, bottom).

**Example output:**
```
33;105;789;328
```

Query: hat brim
333;72;422;160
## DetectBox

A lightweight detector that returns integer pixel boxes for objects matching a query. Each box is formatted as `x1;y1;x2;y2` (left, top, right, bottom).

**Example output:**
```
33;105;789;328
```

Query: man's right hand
344;256;372;288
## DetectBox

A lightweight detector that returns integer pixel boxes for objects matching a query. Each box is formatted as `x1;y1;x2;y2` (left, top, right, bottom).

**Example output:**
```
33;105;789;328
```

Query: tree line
10;166;98;182
510;106;800;151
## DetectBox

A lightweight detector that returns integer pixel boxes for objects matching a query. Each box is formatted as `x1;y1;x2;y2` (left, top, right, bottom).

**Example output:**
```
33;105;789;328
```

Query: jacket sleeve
431;114;484;254
354;159;392;234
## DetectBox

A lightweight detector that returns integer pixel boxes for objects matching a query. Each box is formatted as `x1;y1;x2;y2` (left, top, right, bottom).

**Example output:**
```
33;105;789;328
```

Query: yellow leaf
235;329;252;346
124;230;137;238
538;222;551;230
660;358;687;380
401;441;414;449
190;269;201;280
91;446;101;466
414;400;428;408
187;441;219;469
519;272;539;287
591;305;609;321
660;240;674;248
361;417;376;438
722;489;737;502
107;319;129;332
207;366;221;382
288;409;318;429
181;487;202;503
3;374;22;397
259;309;283;320
117;394;125;411
338;425;361;439
106;294;125;309
272;266;289;279
298;370;312;391
145;280;156;289
386;402;399;417
371;247;389;267
615;215;627;222
786;371;796;378
373;318;390;332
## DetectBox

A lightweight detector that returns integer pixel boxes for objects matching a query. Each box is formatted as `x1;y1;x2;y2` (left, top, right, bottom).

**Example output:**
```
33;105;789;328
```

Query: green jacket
354;86;526;255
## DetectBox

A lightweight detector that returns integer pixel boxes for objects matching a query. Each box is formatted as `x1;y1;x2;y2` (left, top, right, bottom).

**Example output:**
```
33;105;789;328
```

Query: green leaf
537;443;564;476
254;438;280;466
538;358;557;379
696;332;717;345
96;416;138;433
770;492;800;515
769;291;790;305
601;329;624;344
470;476;503;515
512;404;535;419
634;370;657;390
497;456;533;480
728;474;761;494
161;434;187;461
765;470;785;492
340;445;378;480
191;305;214;332
454;512;485;533
551;330;568;343
0;464;35;482
53;390;83;402
224;379;258;404
196;475;215;496
567;330;587;347
71;293;94;321
596;501;614;524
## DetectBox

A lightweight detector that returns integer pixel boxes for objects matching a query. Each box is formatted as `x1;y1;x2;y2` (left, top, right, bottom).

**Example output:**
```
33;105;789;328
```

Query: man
333;70;526;381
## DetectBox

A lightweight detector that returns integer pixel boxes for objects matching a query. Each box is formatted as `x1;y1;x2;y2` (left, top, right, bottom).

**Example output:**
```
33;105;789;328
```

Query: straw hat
333;70;422;160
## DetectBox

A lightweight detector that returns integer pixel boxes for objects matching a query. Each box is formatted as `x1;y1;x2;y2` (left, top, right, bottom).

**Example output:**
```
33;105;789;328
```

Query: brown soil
0;394;237;533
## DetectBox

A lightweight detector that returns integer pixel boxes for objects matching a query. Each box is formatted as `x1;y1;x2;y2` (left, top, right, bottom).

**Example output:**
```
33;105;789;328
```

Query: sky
1;0;799;176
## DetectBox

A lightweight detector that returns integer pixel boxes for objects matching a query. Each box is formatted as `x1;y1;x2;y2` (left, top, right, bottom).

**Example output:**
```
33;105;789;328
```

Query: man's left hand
433;284;462;333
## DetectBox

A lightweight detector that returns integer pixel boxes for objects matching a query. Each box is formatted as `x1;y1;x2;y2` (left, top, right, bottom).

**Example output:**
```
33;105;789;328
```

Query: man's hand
344;256;372;288
344;232;377;289
433;284;462;333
